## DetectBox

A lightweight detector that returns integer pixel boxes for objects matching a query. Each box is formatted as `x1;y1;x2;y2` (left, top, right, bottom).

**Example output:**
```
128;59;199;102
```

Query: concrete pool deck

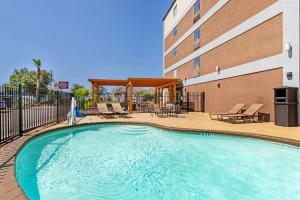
1;112;300;199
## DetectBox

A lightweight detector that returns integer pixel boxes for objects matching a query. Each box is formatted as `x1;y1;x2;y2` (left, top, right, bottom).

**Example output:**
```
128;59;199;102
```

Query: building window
194;57;200;70
194;29;200;42
172;27;177;37
173;69;177;78
172;48;177;57
173;5;177;17
194;0;200;14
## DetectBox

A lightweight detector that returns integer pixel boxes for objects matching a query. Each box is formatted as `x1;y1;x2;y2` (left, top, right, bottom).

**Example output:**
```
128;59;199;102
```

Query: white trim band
184;54;283;86
164;0;283;74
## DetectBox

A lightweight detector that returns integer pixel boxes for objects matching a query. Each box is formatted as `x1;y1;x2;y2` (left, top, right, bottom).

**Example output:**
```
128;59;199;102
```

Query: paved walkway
1;112;300;199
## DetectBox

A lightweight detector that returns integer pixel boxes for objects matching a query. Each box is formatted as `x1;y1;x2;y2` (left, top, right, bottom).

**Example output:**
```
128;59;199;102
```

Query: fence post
201;91;205;112
187;92;189;114
56;91;59;123
18;84;23;136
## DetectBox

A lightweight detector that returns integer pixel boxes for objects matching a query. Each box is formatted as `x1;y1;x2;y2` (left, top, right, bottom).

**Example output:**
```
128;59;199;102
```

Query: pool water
16;124;300;200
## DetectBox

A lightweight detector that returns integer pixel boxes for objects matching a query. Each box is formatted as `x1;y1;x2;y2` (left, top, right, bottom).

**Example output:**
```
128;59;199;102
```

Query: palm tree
33;59;42;103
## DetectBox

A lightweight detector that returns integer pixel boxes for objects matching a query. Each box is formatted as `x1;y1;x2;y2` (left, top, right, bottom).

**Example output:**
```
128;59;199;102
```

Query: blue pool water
16;124;300;200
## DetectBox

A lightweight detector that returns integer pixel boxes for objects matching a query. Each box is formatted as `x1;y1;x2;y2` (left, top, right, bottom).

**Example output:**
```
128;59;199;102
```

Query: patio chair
224;104;264;123
152;104;165;118
147;101;155;113
209;103;245;120
97;103;115;118
170;104;181;117
163;103;173;116
111;103;130;118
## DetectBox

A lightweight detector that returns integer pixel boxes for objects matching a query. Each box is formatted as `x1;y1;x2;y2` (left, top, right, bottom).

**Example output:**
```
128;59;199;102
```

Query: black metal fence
0;84;72;145
153;92;205;113
182;92;205;112
75;91;205;114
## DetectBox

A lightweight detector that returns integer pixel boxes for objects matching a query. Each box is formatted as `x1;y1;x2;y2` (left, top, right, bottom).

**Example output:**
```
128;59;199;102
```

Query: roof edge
163;0;177;21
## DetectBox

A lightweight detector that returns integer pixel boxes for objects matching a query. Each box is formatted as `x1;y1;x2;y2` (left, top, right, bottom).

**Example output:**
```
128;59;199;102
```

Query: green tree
71;84;85;94
112;87;124;102
8;67;53;96
71;84;91;97
134;88;155;101
74;87;89;98
33;59;42;103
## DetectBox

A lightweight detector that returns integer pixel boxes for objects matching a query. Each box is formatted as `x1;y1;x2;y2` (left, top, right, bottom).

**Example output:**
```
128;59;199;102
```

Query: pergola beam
156;81;178;90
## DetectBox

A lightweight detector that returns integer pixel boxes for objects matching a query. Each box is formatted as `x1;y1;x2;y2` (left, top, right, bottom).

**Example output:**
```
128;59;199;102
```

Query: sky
0;0;173;87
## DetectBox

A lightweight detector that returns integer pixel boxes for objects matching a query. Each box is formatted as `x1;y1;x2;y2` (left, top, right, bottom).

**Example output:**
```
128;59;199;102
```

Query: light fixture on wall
285;42;292;51
216;66;220;74
285;42;293;58
287;72;293;80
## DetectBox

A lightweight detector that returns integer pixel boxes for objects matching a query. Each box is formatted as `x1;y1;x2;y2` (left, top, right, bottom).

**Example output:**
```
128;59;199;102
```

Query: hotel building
163;0;300;124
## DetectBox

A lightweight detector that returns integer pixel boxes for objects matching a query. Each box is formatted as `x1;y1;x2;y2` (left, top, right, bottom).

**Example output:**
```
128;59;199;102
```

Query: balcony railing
193;11;200;24
193;40;200;50
192;68;200;78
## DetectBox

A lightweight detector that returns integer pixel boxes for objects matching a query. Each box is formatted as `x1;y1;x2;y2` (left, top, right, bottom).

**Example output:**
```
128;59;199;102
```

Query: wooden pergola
88;78;181;112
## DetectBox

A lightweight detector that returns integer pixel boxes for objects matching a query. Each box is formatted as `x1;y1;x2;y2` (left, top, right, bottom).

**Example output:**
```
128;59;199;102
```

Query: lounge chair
97;103;115;118
209;103;245;120
224;104;264;123
111;103;130;117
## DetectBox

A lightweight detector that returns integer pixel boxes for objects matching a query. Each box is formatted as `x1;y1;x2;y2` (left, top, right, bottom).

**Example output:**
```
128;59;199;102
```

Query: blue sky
0;0;173;87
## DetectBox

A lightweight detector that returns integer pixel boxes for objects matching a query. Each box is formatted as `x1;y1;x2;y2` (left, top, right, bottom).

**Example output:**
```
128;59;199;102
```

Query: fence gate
0;84;72;145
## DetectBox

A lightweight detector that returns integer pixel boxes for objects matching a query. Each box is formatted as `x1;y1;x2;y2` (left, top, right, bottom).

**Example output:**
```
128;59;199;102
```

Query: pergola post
168;86;172;103
124;87;128;109
155;88;158;104
96;85;100;103
172;83;177;103
91;85;95;103
157;88;161;106
129;81;133;113
91;84;99;105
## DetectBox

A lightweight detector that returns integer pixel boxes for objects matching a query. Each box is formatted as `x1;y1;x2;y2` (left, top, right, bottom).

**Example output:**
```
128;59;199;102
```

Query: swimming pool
16;124;300;200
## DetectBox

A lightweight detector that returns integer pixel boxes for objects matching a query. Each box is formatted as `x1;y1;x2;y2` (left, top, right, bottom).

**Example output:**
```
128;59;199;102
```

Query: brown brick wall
200;14;283;75
165;34;194;69
164;14;283;79
200;0;278;46
165;9;194;51
185;68;283;121
164;0;278;69
165;71;173;78
165;61;194;80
